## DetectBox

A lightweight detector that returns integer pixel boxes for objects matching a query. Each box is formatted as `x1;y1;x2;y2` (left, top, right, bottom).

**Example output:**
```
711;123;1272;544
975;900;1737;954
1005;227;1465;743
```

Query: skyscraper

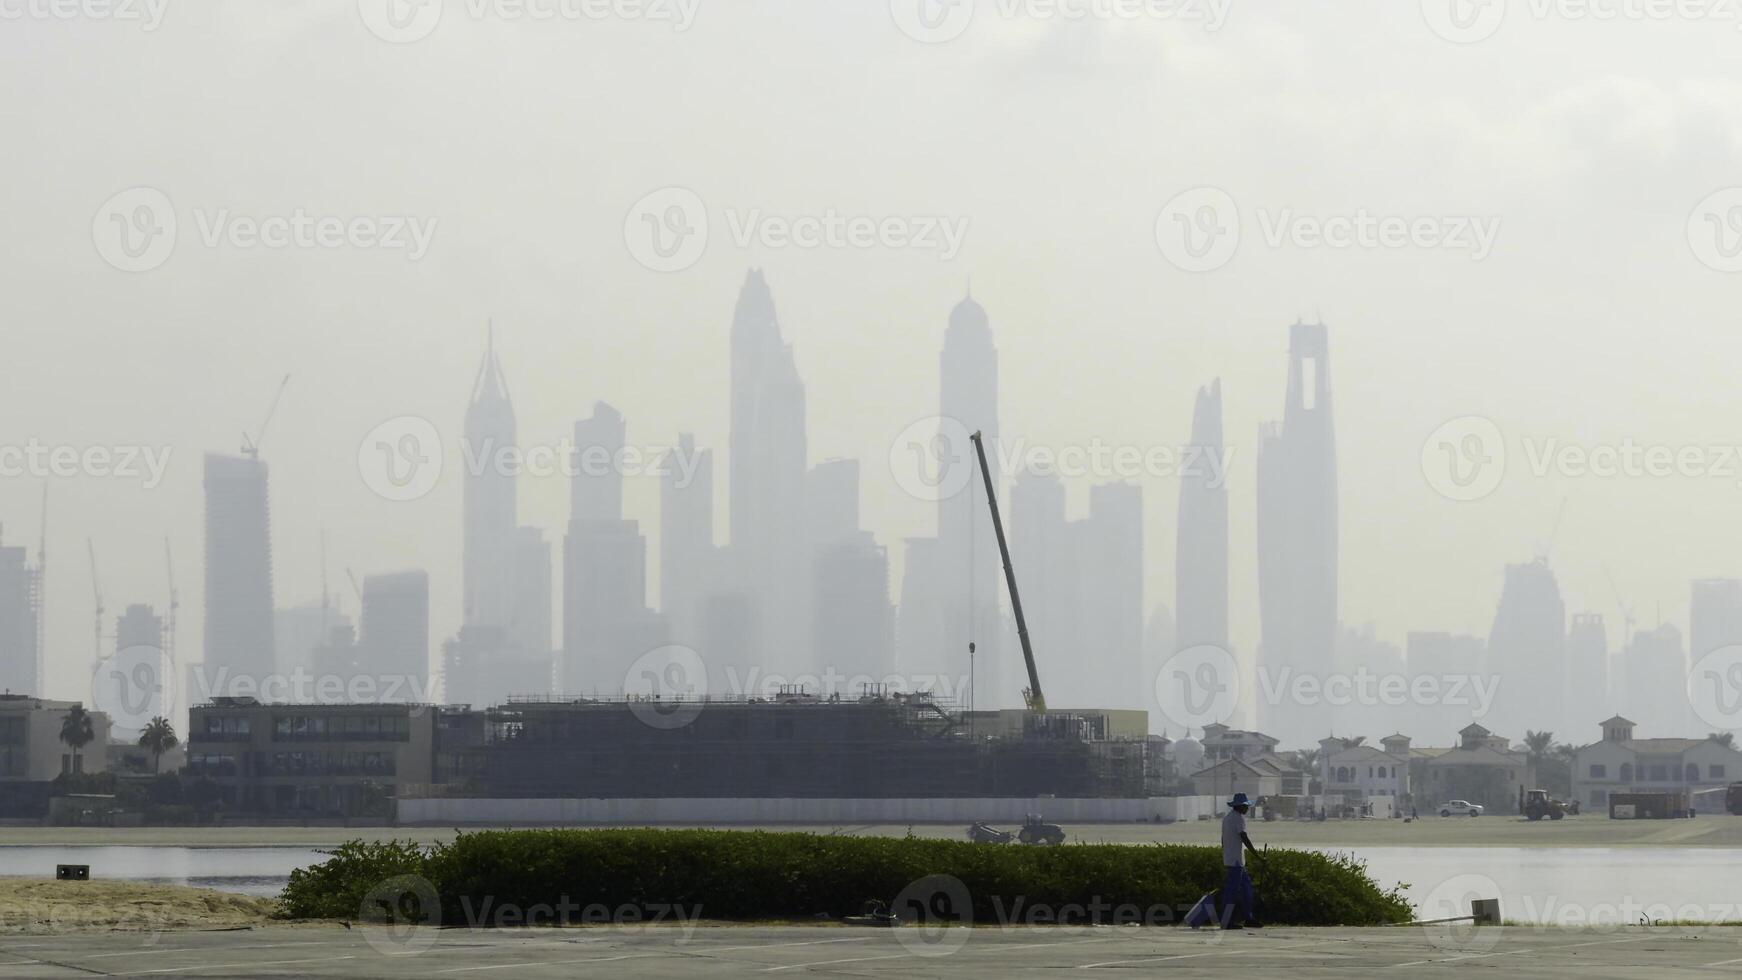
1566;612;1610;726
463;324;517;635
0;529;40;696
1255;321;1338;744
659;434;713;647
1485;560;1567;735
727;270;809;676
811;531;894;685
1176;381;1229;655
1621;622;1686;734
202;453;276;693
564;402;666;695
358;570;430;701
1083;482;1145;711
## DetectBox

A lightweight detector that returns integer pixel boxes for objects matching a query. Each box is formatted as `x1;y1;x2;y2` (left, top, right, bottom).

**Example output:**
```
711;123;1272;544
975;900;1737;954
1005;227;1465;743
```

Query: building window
1649;765;1668;782
1686;764;1700;783
1589;764;1606;779
1620;763;1633;782
1711;765;1726;780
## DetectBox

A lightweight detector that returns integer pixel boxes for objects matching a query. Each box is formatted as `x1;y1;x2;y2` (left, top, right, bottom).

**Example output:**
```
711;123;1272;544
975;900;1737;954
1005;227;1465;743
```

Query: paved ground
2;924;1741;978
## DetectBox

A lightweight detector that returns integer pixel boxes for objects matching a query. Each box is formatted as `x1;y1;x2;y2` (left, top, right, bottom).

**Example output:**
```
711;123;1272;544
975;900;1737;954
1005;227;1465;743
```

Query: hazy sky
6;2;1742;704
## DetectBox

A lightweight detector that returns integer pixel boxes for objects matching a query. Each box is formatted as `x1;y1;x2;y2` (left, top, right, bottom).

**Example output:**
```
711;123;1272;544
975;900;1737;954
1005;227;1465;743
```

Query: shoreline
2;813;1740;848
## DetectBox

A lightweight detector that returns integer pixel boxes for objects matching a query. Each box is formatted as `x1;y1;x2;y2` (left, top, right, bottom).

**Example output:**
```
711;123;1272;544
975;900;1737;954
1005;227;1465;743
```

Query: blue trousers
1222;865;1254;924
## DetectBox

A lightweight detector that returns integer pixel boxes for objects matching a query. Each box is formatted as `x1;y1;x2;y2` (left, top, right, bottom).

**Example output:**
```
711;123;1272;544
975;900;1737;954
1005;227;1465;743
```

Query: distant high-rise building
564;403;666;695
1011;469;1069;708
1485;560;1566;735
463;325;517;634
0;530;41;696
506;528;552;655
1689;579;1742;732
358;570;430;701
1255;321;1338;744
1083;482;1144;711
1176;381;1229;654
811;531;894;684
936;294;1002;701
202;453;276;692
1406;630;1488;736
728;271;809;676
806;459;860;549
1567;612;1610;725
275;601;353;681
115;604;164;653
1621;622;1686;734
659;434;714;647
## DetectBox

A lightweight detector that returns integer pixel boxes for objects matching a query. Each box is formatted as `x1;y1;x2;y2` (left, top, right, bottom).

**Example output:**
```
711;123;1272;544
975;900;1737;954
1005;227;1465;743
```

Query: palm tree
1523;730;1555;764
138;716;179;774
59;705;95;776
1709;732;1736;749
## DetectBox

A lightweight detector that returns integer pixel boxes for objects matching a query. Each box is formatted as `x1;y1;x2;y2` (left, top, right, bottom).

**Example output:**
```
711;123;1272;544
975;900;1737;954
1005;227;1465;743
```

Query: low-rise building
1199;723;1281;763
1319;733;1412;806
186;697;436;816
0;695;111;782
1571;716;1742;811
1189;756;1282;801
1416;723;1533;813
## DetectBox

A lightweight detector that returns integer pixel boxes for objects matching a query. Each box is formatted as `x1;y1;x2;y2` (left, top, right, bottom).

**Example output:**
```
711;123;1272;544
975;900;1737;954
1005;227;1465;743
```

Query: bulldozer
1524;788;1567;821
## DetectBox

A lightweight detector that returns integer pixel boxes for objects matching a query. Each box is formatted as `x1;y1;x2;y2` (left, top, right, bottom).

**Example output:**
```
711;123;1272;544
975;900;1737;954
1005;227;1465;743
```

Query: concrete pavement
2;924;1741;977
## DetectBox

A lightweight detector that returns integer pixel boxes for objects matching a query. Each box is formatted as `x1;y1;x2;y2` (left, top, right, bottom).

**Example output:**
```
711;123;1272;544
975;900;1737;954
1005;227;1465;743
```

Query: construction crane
87;538;104;661
1603;562;1637;648
969;430;1046;714
163;538;179;667
241;374;291;459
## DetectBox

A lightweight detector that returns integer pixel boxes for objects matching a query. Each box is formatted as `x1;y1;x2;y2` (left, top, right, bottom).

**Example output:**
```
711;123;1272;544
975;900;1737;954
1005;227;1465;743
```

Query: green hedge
281;829;1410;927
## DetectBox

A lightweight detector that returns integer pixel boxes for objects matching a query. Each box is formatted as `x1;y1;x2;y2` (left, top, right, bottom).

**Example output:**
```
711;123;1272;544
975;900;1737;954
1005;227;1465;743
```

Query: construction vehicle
1524;789;1567;821
969;430;1046;713
965;815;1067;846
1727;782;1742;816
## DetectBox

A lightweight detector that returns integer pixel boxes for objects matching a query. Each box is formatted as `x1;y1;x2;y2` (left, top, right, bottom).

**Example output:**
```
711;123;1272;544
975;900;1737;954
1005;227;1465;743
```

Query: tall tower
727;270;808;675
937;292;1002;708
463;323;517;633
358;570;430;701
0;528;39;696
1176;380;1229;654
659;434;713;648
1256;321;1338;744
202;453;276;692
1485;560;1567;735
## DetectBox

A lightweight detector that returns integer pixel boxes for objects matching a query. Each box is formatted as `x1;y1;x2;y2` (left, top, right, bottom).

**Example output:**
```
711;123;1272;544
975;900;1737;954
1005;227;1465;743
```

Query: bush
280;829;1410;927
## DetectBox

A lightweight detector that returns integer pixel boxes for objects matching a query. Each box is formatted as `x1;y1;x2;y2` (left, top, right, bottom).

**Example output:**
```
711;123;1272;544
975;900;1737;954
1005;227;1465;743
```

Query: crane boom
970;430;1045;713
242;373;292;458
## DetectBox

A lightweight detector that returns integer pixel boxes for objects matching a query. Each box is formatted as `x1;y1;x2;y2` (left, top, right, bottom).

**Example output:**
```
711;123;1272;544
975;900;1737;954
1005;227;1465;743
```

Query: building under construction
0;521;44;697
438;689;1159;799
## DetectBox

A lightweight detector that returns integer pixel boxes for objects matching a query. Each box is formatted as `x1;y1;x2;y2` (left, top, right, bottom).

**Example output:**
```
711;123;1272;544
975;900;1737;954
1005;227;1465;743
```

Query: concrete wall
399;795;1226;825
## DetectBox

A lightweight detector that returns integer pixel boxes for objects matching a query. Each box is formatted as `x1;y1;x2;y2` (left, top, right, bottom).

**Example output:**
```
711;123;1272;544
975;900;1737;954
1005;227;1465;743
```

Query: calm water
5;844;1740;922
